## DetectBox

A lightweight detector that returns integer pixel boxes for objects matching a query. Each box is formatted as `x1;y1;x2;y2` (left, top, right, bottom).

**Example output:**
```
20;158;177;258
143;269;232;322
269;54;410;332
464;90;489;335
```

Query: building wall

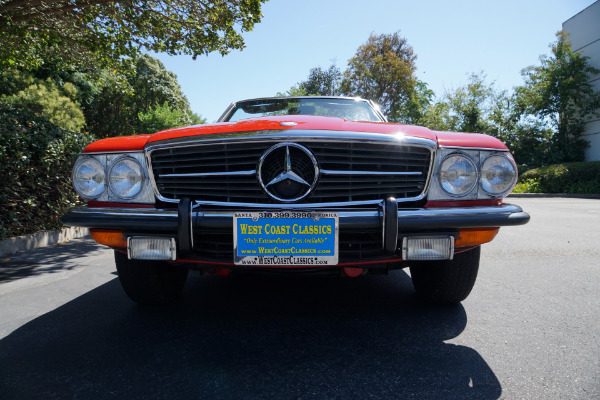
563;1;600;162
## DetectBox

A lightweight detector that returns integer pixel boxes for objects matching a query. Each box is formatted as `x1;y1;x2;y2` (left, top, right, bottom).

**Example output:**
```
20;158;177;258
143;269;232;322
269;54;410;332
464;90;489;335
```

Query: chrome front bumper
63;202;530;257
62;203;530;232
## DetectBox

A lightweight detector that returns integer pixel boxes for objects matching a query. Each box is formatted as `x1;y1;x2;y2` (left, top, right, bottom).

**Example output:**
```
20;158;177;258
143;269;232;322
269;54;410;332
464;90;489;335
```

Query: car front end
63;97;529;305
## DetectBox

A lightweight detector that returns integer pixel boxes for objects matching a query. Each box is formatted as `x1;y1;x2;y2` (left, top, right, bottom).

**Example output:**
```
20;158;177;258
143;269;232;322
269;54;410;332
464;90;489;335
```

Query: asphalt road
0;197;599;400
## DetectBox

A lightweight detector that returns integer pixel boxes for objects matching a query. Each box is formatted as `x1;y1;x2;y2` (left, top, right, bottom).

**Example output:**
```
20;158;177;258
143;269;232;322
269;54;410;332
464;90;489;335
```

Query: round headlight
73;157;106;199
108;157;144;199
480;155;517;196
439;154;478;196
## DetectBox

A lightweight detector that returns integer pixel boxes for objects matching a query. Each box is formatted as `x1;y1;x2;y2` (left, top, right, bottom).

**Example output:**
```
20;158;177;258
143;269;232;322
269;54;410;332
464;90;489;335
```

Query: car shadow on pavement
0;270;501;400
0;239;106;282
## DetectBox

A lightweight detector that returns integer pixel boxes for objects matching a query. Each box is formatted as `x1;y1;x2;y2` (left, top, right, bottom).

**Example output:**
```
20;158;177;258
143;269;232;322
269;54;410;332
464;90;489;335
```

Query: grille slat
154;160;257;169
150;139;431;203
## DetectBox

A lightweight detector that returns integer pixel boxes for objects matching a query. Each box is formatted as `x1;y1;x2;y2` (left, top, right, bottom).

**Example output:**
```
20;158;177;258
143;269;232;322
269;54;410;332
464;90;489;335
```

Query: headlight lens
439;154;478;196
73;157;106;199
480;155;517;195
108;157;144;199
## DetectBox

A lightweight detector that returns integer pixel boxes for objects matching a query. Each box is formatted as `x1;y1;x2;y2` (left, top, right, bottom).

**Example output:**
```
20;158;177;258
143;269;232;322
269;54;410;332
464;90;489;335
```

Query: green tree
423;73;498;134
299;64;342;96
87;54;201;137
276;85;308;97
189;113;207;125
130;55;190;113
0;69;86;131
487;95;554;169
138;101;203;134
402;79;434;125
515;31;600;163
340;32;417;122
0;0;266;70
419;72;554;168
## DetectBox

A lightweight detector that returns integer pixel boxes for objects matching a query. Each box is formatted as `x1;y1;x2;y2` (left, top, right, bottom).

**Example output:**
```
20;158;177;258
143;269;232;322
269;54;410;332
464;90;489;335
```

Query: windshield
222;98;383;122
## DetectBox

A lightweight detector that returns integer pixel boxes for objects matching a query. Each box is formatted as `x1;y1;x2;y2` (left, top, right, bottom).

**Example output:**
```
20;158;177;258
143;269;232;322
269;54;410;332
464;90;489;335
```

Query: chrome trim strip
82;150;145;155
321;170;422;176
62;204;529;232
190;199;385;209
440;146;509;152
144;130;437;205
145;130;437;149
68;204;525;218
397;204;522;218
197;210;381;219
160;170;256;178
67;207;178;218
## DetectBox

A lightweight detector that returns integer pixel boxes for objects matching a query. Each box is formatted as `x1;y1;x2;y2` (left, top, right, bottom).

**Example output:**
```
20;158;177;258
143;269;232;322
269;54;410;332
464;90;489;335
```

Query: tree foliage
515;31;600;163
0;104;94;237
401;79;434;125
0;0;266;70
421;72;555;169
138;101;205;134
276;85;307;97
0;55;206;238
0;69;86;131
340;32;417;122
422;73;499;134
299;64;342;96
87;54;202;137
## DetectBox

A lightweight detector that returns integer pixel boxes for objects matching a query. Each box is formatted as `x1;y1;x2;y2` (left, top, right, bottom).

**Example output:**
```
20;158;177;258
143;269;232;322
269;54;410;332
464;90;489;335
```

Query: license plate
233;211;339;266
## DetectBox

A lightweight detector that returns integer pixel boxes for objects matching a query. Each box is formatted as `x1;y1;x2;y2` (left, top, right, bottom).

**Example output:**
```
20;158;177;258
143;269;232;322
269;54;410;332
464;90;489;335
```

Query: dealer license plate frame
233;211;339;266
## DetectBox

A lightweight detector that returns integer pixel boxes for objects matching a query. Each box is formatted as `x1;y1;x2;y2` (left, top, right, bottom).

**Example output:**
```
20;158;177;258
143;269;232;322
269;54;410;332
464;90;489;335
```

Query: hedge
513;161;600;194
0;105;94;238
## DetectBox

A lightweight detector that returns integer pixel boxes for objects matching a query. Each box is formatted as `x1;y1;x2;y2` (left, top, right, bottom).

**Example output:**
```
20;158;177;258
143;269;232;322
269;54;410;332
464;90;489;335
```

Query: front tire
409;246;480;304
114;251;188;305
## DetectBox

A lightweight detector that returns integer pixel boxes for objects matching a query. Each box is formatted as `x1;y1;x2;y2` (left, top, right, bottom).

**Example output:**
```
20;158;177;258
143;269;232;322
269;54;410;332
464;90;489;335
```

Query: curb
0;227;89;258
508;193;600;199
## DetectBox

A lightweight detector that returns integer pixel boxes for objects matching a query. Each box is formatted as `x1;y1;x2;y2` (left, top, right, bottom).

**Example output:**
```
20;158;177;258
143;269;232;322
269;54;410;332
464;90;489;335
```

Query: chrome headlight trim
108;155;146;200
429;147;518;201
71;152;154;204
72;155;107;200
438;152;479;198
479;154;518;196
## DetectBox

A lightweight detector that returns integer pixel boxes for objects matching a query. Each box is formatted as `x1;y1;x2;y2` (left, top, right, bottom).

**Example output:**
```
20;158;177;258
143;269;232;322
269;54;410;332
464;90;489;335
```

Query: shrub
0;104;94;238
516;161;600;194
1;69;86;132
513;178;543;193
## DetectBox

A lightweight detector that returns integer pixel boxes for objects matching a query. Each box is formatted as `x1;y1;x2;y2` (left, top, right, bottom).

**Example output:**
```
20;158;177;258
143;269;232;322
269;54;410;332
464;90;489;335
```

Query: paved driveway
0;198;598;399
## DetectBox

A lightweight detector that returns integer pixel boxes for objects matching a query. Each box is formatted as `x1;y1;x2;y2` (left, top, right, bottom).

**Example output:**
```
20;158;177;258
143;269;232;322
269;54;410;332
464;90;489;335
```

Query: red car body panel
84;134;153;153
82;116;507;154
432;131;508;150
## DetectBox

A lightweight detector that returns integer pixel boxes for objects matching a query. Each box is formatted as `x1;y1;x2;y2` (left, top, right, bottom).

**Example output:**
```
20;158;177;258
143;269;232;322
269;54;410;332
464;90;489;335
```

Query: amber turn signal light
90;229;127;248
455;228;499;247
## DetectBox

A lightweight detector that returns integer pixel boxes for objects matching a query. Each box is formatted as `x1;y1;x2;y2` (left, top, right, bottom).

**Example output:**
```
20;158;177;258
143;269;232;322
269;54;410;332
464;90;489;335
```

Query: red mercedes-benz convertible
63;96;530;305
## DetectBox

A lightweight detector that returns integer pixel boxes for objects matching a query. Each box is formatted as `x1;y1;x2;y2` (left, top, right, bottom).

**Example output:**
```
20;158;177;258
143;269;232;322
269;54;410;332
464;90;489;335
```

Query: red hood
433;130;507;150
83;115;507;153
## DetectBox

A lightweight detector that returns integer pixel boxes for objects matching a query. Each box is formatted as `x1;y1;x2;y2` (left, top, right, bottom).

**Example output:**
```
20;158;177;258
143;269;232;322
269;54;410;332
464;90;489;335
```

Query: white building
563;1;600;161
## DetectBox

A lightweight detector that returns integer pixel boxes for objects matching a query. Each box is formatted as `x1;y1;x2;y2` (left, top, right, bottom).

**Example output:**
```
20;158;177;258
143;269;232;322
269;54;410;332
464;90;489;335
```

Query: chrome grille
149;138;432;204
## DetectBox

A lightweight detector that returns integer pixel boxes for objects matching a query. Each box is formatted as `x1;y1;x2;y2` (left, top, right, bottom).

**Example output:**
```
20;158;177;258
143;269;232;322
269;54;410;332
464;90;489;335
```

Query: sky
152;0;597;123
